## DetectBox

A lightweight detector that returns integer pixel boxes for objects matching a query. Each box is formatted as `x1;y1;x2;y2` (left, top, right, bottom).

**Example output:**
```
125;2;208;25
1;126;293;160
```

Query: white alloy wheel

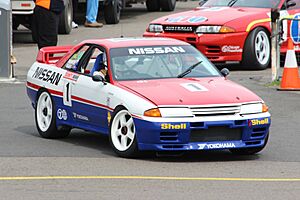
255;31;270;66
110;110;136;152
36;92;53;132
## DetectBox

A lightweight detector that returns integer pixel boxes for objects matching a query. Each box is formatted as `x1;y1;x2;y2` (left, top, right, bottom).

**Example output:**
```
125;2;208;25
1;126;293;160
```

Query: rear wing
36;45;73;64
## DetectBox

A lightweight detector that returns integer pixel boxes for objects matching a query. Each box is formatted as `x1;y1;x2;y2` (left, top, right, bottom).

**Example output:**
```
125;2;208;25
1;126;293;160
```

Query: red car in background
144;0;300;69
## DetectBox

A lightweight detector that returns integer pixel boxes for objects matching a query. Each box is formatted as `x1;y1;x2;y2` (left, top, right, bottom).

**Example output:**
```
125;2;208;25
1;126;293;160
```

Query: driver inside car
90;52;108;80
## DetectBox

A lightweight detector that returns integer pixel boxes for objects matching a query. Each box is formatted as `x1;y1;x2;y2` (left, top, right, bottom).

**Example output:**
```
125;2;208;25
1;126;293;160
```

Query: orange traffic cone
279;38;300;91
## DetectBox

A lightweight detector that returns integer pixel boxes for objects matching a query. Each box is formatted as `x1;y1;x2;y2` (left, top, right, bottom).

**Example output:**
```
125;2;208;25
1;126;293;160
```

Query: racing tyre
35;90;70;139
160;0;176;11
230;133;269;155
146;0;160;11
109;108;139;157
58;0;73;34
104;0;121;24
242;27;270;70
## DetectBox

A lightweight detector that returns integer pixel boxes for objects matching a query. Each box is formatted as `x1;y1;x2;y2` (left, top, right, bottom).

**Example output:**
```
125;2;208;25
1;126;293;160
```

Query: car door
66;45;110;134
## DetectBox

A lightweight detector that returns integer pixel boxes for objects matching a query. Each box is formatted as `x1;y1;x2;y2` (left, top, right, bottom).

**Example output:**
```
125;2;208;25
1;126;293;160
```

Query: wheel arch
34;87;49;109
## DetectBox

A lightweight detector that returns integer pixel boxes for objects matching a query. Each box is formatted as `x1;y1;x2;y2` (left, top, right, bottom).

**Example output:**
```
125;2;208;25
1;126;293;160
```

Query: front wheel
35;90;70;139
242;27;270;70
109;108;139;157
230;133;269;155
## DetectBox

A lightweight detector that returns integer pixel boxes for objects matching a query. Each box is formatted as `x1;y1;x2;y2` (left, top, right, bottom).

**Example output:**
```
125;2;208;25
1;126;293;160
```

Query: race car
143;0;300;70
26;37;271;157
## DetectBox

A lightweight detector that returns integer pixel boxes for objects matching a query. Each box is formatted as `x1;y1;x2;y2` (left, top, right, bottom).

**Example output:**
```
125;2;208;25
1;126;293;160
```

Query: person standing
85;0;103;28
32;0;65;49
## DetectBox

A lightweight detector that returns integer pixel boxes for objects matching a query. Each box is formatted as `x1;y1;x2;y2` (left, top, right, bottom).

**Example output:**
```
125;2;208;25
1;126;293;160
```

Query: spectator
85;0;103;28
72;0;78;28
32;0;65;49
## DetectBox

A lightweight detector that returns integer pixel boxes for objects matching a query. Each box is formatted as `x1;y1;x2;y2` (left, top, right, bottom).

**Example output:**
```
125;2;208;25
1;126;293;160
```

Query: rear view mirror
287;0;296;9
220;68;230;77
92;74;106;85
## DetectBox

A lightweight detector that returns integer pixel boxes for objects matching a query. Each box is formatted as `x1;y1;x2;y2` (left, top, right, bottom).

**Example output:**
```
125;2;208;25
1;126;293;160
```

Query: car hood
152;7;269;25
118;78;261;106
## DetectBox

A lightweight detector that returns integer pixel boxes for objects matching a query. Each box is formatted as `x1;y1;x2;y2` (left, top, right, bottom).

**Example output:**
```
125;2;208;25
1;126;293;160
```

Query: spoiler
36;45;73;64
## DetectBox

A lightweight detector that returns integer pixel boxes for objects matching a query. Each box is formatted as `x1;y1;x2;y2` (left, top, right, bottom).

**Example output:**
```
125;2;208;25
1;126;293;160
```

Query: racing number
63;81;72;106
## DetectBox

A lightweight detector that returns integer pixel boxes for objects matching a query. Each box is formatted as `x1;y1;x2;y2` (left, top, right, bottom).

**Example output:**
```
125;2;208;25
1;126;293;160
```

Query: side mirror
92;74;106;84
220;68;230;77
287;0;296;9
199;0;208;6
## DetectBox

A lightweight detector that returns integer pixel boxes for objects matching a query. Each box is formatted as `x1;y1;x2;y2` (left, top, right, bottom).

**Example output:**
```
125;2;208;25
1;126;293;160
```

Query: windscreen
109;45;221;81
202;0;280;8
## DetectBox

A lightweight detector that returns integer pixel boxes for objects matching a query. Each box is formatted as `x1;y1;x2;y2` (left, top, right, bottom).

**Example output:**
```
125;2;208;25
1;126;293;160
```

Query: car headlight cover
159;108;193;117
195;25;235;33
240;103;268;115
148;24;163;33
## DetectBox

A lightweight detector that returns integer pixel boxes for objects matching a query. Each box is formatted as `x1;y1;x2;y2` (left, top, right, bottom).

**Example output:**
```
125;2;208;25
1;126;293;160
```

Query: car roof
81;37;190;48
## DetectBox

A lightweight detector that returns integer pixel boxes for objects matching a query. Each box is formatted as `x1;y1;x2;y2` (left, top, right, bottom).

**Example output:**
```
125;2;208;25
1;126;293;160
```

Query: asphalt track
1;1;300;199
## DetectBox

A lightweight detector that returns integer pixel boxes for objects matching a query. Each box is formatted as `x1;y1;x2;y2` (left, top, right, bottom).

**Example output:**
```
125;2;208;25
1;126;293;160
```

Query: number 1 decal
63;81;72;106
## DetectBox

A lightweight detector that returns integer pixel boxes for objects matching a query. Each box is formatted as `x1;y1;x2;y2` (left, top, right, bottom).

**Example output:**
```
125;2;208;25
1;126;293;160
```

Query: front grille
163;25;196;33
190;127;242;142
189;105;240;117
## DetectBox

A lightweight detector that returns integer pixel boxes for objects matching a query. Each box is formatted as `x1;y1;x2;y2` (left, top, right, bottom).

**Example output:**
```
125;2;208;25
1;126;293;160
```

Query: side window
84;48;105;74
63;45;90;72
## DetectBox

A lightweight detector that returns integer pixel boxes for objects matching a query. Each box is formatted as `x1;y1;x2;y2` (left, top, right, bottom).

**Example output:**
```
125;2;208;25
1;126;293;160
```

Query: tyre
242;27;270;70
160;0;176;11
104;0;121;24
58;0;73;34
146;0;160;11
35;90;70;139
230;133;269;155
109;108;139;157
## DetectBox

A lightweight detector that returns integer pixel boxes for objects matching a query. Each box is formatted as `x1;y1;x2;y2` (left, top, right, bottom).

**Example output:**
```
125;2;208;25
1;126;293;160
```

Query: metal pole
271;20;279;82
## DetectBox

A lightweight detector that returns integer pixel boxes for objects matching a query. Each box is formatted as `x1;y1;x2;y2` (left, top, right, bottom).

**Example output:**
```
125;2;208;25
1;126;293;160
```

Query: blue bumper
134;117;271;151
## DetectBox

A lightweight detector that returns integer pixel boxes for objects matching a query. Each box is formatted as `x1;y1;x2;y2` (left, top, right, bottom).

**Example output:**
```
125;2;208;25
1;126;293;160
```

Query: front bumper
133;113;271;151
143;31;247;63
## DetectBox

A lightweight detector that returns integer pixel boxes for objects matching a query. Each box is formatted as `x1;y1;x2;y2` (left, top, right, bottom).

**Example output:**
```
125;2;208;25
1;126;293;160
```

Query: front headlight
240;103;269;115
195;25;235;33
148;24;163;33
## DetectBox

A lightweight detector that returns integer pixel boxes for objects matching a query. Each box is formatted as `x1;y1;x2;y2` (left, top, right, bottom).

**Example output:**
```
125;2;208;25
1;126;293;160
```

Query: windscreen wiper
177;61;202;78
227;0;238;7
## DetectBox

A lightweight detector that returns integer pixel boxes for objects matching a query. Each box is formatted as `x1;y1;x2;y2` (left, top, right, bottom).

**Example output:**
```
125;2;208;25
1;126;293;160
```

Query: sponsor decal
73;112;89;121
249;118;269;126
107;112;111;124
290;13;300;43
222;45;243;53
181;83;208;92
166;16;207;23
57;109;67;120
198;143;236;150
32;67;62;85
63;71;79;82
202;7;227;12
128;46;185;55
164;26;193;32
161;123;187;130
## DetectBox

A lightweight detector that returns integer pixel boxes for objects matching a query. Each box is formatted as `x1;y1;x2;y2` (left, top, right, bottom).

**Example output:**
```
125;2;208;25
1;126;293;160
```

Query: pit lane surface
2;1;300;199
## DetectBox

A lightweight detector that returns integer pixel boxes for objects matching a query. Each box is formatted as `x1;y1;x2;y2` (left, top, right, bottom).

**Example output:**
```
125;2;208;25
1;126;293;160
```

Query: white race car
26;37;271;157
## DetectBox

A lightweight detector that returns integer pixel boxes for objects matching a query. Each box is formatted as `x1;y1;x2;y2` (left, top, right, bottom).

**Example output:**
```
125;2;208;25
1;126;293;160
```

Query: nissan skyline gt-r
26;37;271;158
143;0;300;70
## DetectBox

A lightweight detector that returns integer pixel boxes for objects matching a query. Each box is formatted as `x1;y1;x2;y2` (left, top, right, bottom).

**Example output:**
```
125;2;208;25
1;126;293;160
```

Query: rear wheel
35;90;70;139
242;27;270;70
109;108;139;157
230;133;269;155
146;0;160;11
104;0;122;24
58;0;73;34
160;0;176;11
